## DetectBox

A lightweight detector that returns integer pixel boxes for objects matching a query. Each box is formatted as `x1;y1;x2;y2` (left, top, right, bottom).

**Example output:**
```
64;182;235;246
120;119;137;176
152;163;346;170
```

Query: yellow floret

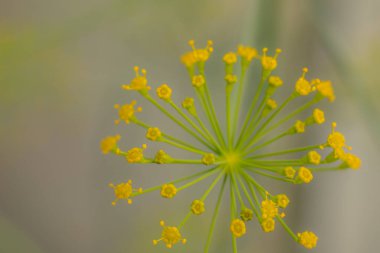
276;194;290;209
298;231;318;249
261;199;278;219
109;180;142;205
146;127;162;141
161;184;177;198
230;219;246;237
284;166;296;179
295;68;312;96
225;74;237;85
114;100;142;125
237;45;258;62
202;153;216;165
154;149;171;164
307;151;321;165
153;221;186;248
266;98;278;109
261;48;281;71
240;208;254;221
191;200;205;215
343;153;361;170
261;218;275;232
100;135;120;154
313;108;325;124
294;120;306;133
188;40;213;62
126;144;147;163
297;167;313;184
316;80;335;102
122;66;151;92
268;76;283;87
223;52;237;64
192;75;206;88
156;84;172;101
181;51;197;67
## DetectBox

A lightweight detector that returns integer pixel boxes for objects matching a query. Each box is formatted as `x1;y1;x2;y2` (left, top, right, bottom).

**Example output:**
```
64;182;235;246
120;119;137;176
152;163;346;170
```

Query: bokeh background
1;0;379;252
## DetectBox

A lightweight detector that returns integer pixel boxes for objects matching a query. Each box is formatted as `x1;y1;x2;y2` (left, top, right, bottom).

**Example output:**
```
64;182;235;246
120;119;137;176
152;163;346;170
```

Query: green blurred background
1;0;379;252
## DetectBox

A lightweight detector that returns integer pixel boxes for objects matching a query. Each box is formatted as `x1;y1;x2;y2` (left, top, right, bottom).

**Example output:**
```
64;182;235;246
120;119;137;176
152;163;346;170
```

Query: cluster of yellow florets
102;39;360;252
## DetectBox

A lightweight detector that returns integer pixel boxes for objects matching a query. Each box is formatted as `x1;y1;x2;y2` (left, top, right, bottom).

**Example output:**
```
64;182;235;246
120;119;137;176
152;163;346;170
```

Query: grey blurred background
1;0;379;253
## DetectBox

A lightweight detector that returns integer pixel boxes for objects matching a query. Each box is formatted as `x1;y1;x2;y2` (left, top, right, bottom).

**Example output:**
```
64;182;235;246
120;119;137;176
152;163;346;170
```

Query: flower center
224;152;240;168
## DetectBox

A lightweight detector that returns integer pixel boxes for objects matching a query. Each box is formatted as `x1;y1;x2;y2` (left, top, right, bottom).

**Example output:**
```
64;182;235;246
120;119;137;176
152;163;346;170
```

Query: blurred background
1;0;379;252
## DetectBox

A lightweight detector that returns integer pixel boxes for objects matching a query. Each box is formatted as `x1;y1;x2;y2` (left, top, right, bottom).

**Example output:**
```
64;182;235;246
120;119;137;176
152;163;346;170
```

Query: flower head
109;180;142;205
153;220;186;248
156;84;172;101
191;200;205;215
161;184;177;199
114;100;142;124
146;127;162;141
297;167;313;184
122;66;151;92
298;231;318;249
126;144;147;163
104;40;359;252
230;219;246;237
100;135;120;154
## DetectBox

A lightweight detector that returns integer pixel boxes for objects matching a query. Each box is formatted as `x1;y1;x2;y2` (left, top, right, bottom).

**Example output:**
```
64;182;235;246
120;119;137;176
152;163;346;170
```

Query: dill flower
102;40;360;251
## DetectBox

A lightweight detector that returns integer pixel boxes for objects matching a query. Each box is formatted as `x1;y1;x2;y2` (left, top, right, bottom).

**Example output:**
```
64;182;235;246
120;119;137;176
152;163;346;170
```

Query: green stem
204;174;227;253
236;173;260;218
169;100;221;152
178;166;220;191
244;131;289;155
161;137;207;155
201;170;226;201
235;73;267;148
131;167;217;197
277;215;298;241
249;145;321;159
144;94;215;150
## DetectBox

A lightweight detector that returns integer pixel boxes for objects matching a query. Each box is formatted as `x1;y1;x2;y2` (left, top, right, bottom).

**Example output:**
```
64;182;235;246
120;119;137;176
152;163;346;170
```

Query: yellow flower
192;75;205;88
146;127;162;141
261;48;281;71
261;218;275;233
240;208;254;221
156;84;172;101
191;200;205;215
307;151;321;165
122;66;151;92
312;108;325;124
188;40;213;62
225;74;237;85
316;80;335;102
202;153;216;165
268;75;283;87
160;184;177;198
284;166;296;179
182;97;194;109
230;219;246;237
114;100;142;124
266;98;278;110
294;120;306;133
298;231;318;249
327;122;346;150
154;149;171;164
223;52;237;64
181;51;197;68
295;68;312;96
297;167;313;184
126;144;147;163
100;135;120;154
343;153;361;170
109;180;142;205
153;220;186;248
261;199;278;219
276;194;290;209
237;45;258;62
